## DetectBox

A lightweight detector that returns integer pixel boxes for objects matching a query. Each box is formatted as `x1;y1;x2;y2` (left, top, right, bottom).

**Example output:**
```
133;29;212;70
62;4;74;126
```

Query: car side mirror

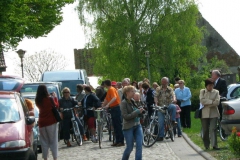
26;116;35;125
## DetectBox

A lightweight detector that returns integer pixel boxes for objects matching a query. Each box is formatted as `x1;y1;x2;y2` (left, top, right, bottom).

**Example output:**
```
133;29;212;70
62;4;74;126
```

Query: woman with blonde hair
120;85;144;160
59;87;84;147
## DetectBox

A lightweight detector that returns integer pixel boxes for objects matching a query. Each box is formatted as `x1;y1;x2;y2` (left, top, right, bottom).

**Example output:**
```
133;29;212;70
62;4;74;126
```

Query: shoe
66;141;72;147
91;136;98;143
178;135;182;137
82;135;88;141
116;143;125;147
157;137;163;141
172;121;177;126
213;147;220;150
111;143;118;146
205;147;209;150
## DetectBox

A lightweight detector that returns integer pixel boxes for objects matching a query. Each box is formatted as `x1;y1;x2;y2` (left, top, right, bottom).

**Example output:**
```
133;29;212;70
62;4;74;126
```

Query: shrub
190;88;202;111
228;127;240;157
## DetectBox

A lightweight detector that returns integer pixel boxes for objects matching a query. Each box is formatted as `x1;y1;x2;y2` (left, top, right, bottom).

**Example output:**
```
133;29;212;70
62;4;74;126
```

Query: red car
0;77;37;160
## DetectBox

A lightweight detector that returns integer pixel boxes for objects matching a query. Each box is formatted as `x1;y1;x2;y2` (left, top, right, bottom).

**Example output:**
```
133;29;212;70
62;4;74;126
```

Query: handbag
194;109;202;119
50;97;62;122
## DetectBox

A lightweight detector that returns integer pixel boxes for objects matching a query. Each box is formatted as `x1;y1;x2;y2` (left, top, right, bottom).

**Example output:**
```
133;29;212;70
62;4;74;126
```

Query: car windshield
0;98;20;123
60;80;84;96
20;84;59;96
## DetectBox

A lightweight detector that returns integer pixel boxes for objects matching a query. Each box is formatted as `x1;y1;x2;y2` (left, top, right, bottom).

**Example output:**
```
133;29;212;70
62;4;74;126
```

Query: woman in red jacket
35;85;59;160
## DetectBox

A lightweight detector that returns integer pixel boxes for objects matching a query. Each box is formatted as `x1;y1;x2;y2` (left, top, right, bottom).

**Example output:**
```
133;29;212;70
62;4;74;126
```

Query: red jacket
37;97;59;128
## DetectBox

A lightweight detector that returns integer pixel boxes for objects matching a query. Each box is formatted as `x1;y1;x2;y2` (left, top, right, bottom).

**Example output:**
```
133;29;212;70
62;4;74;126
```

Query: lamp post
145;51;151;83
16;49;26;78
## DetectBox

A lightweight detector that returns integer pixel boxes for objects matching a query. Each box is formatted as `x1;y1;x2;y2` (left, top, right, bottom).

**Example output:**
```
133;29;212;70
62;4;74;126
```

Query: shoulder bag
50;97;62;122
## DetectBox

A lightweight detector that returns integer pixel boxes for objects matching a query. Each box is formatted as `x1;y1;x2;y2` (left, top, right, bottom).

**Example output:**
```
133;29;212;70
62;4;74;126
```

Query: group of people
35;69;227;160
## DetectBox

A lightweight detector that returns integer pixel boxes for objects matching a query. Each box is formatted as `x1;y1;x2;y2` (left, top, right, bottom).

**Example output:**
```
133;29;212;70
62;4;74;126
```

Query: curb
182;133;217;160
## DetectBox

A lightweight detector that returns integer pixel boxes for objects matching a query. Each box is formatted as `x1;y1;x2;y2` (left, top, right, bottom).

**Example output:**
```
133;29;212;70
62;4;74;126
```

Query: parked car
20;82;62;100
20;82;62;151
227;83;240;100
221;98;240;135
0;77;38;160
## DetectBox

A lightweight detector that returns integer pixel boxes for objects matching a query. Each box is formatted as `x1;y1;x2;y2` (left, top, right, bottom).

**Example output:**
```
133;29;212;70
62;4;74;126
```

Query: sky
3;0;240;80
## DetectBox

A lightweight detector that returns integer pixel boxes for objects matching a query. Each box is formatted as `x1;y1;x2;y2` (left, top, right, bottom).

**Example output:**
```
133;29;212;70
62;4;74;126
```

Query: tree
14;50;69;82
77;0;205;82
188;56;231;89
0;0;74;52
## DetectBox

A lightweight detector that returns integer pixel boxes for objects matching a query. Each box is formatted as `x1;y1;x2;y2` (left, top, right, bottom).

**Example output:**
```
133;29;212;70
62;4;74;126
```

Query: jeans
158;104;176;138
174;118;182;136
109;106;124;143
122;125;143;160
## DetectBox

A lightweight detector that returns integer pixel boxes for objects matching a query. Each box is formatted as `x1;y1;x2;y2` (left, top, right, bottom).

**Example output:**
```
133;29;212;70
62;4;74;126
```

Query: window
230;87;240;98
0;98;20;122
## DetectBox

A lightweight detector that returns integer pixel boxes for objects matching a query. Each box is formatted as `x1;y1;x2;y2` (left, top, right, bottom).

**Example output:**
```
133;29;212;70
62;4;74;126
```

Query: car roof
0;91;17;98
0;76;24;92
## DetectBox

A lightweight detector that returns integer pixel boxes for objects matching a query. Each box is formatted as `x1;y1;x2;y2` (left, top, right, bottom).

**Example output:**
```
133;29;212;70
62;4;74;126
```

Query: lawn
183;112;240;160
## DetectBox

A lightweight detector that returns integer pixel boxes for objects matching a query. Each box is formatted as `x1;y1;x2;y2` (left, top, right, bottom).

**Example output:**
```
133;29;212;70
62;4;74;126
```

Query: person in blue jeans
154;77;177;141
120;86;144;160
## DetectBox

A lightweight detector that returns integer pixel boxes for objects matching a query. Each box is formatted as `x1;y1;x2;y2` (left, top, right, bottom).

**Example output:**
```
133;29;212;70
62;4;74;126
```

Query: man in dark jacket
142;82;155;117
211;70;228;120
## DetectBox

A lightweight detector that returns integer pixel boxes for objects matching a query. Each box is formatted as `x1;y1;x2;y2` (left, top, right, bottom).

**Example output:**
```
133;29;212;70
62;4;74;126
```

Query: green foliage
228;127;240;157
0;0;74;51
77;0;205;82
190;88;202;111
186;56;231;89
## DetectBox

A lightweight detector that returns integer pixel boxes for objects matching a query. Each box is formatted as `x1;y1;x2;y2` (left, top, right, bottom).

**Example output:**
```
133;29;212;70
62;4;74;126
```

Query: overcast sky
4;0;240;76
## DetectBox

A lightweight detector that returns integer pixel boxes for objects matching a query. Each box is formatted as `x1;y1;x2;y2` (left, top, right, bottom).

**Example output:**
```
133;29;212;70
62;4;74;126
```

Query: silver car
221;98;240;135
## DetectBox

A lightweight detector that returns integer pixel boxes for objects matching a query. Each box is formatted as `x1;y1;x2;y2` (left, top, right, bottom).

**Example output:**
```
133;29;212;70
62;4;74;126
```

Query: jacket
214;78;228;97
120;99;140;130
81;93;101;117
199;89;220;118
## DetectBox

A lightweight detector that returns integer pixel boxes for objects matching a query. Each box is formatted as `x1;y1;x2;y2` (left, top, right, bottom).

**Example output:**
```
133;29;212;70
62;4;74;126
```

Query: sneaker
82;135;88;141
172;121;177;126
91;136;97;143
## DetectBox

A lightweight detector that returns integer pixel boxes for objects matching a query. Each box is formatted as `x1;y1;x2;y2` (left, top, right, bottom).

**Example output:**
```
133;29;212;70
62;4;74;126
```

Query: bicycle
61;106;83;146
102;109;115;144
200;118;228;141
94;108;105;149
159;105;174;142
142;105;160;147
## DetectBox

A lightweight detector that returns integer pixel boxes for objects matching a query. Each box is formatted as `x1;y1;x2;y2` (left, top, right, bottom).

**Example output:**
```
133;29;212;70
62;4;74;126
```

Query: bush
190;88;202;111
228;127;240;157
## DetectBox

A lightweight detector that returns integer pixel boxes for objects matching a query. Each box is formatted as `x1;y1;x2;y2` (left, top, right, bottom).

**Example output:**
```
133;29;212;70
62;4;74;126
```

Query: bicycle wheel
73;121;82;146
142;121;159;147
218;120;228;141
98;122;103;149
168;122;174;142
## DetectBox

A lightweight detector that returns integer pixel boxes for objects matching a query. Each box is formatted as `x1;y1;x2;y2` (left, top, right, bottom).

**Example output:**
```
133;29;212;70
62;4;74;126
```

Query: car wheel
28;150;37;160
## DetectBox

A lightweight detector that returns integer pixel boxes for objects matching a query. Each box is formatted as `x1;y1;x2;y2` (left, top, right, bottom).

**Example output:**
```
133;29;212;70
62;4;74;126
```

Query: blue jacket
174;87;192;107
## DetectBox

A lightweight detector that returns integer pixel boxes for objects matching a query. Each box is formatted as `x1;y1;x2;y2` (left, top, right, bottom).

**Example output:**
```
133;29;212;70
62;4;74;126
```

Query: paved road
37;132;206;160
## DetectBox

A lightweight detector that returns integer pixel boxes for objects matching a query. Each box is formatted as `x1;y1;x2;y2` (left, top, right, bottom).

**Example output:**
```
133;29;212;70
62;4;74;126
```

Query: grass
183;112;240;160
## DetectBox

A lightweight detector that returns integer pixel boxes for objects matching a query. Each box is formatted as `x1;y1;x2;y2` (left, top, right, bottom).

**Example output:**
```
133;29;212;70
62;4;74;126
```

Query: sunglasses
63;92;70;93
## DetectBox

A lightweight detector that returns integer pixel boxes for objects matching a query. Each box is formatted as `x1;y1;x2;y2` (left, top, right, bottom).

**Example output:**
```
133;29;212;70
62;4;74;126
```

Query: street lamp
145;51;151;83
16;49;26;78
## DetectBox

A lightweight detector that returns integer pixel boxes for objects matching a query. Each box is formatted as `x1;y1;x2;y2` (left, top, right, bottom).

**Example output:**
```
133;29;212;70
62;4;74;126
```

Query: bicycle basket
94;110;104;121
